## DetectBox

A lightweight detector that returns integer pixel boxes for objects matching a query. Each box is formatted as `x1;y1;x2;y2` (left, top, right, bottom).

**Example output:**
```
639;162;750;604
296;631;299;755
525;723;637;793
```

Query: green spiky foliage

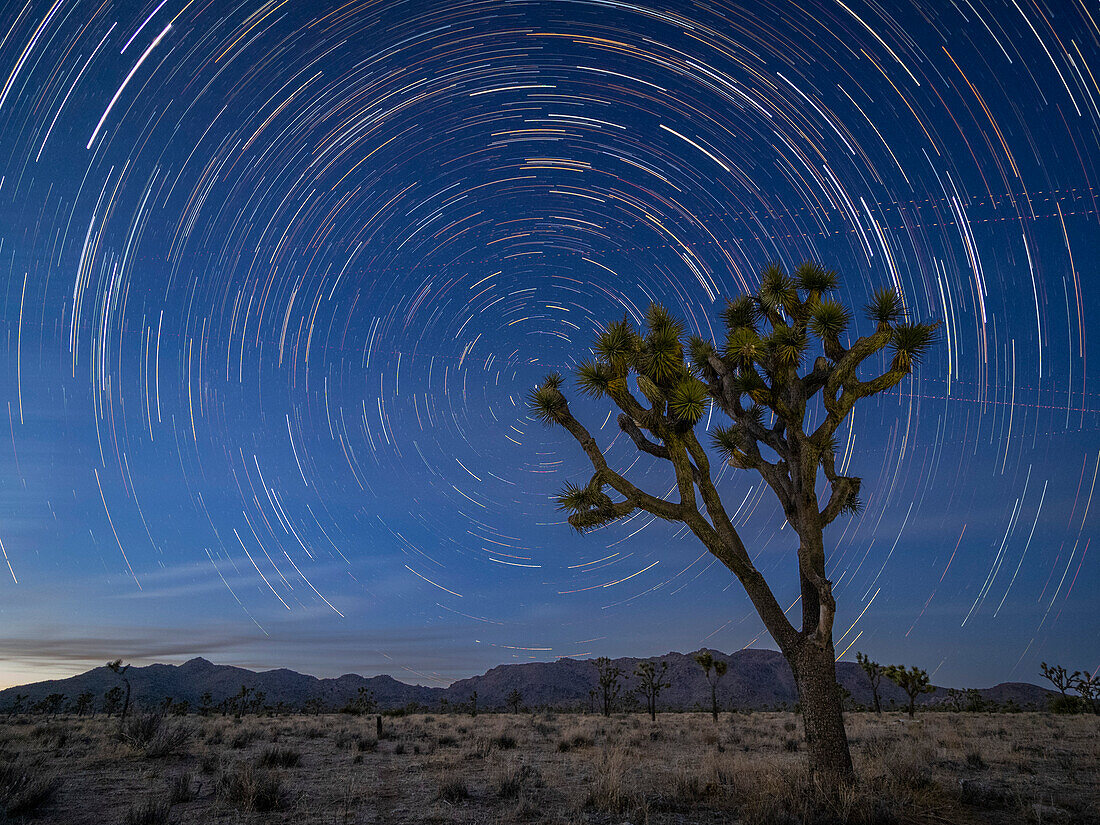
865;287;905;325
524;263;938;784
795;262;838;296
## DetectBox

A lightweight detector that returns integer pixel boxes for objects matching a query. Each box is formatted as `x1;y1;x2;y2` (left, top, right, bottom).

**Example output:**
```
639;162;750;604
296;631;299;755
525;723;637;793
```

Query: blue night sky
0;0;1097;691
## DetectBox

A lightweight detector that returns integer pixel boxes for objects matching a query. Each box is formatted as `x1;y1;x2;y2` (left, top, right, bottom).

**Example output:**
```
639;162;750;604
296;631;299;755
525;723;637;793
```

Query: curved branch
552;397;685;521
618;415;703;485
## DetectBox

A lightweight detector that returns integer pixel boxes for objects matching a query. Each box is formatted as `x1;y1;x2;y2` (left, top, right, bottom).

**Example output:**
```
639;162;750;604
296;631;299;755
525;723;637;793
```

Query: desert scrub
583;746;631;814
217;761;286;812
0;752;61;818
494;760;539;799
229;726;258;749
258;744;301;768
435;774;469;803
556;732;593;752
167;770;196;802
124;797;171;825
122;712;192;758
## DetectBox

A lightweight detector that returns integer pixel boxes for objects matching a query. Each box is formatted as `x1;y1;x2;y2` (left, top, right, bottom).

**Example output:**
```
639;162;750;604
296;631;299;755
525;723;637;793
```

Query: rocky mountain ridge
0;649;1054;712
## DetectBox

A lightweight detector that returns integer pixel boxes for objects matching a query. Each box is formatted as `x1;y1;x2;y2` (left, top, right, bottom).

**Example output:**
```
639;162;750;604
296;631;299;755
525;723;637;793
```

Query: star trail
0;0;1097;689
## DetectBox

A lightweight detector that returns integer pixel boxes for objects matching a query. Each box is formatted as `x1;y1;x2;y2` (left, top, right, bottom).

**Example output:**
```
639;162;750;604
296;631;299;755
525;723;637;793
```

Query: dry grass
0;711;1094;823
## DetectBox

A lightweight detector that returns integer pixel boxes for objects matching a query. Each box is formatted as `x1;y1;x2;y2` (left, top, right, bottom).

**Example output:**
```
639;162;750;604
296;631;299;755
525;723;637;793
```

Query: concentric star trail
0;0;1096;687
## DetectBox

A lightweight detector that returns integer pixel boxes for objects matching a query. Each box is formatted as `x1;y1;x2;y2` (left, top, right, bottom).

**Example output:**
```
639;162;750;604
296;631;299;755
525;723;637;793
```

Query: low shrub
217;761;285;812
124;797;171;825
436;775;468;803
0;753;61;817
258;745;301;768
167;770;196;803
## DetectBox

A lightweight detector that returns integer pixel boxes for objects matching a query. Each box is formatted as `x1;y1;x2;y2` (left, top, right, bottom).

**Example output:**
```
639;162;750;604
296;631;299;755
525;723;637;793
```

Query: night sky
0;0;1097;692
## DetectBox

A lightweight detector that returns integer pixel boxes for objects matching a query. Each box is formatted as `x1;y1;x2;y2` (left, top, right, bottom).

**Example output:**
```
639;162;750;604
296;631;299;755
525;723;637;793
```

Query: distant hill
0;649;1055;713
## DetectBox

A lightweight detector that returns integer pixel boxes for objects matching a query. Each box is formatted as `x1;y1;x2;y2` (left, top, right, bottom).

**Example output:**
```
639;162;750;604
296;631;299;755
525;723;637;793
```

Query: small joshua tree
5;693;28;718
594;657;623;717
231;685;253;718
884;664;934;718
694;651;728;722
106;659;132;723
528;262;938;783
506;688;523;714
964;687;986;713
102;686;123;717
1072;672;1098;715
634;660;672;722
856;652;884;713
73;691;94;717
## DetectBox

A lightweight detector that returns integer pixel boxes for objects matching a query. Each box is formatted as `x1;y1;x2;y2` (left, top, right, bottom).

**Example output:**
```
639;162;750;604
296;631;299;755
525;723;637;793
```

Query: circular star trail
0;0;1096;686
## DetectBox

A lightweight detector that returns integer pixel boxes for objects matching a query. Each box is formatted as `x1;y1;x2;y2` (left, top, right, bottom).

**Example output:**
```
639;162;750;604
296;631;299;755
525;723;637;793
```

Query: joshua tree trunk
121;679;131;723
789;640;853;782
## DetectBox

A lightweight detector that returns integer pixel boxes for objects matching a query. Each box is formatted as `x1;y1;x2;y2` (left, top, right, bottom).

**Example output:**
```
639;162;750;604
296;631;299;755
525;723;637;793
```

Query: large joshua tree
528;262;937;783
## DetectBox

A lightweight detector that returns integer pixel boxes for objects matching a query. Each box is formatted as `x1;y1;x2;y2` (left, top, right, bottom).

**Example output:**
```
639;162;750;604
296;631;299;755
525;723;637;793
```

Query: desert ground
0;710;1096;824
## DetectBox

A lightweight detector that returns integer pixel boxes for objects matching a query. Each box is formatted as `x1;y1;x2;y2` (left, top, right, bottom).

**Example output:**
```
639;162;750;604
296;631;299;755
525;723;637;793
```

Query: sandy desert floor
0;710;1096;824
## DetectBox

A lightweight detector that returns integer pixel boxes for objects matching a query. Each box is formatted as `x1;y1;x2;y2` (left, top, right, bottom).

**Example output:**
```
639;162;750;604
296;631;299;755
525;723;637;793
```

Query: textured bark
790;641;854;783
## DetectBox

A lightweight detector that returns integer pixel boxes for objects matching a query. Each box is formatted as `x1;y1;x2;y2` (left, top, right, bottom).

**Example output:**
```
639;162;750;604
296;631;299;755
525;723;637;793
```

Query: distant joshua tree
73;691;94;717
964;688;986;713
694;652;728;722
856;652;883;713
106;659;132;722
34;693;66;717
1039;662;1079;700
102;686;124;717
594;657;623;717
884;664;934;718
528;263;938;783
506;688;523;714
6;693;28;718
634;660;672;722
1041;663;1098;714
341;687;376;716
1073;672;1098;715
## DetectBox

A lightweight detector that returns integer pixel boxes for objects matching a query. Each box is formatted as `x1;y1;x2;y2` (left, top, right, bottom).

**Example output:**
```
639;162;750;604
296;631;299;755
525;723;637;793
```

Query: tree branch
552;399;686;522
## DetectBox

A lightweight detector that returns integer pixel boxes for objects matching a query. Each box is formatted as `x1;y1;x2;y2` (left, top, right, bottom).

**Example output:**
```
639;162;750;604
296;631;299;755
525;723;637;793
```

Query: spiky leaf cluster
766;326;808;369
794;262;838;296
890;324;937;369
865;287;904;325
554;482;629;532
576;360;613;398
527;381;566;425
722;296;758;331
809;300;850;338
594;318;639;368
687;336;717;376
668;377;709;424
757;264;800;315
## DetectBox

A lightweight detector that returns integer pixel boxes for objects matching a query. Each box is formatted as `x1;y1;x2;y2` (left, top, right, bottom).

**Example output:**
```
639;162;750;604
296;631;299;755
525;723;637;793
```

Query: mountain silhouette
0;649;1053;712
